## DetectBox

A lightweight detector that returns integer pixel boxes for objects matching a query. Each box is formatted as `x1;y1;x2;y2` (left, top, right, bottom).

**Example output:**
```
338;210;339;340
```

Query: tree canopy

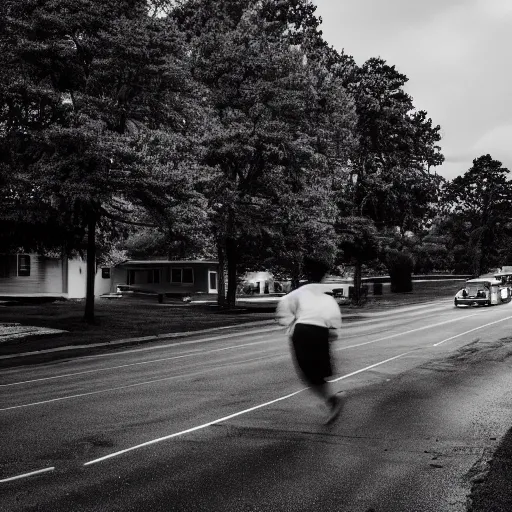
440;154;512;275
0;0;202;320
1;0;453;311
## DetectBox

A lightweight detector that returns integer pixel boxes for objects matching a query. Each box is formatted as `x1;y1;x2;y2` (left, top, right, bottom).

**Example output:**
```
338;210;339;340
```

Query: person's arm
276;294;297;327
325;297;342;330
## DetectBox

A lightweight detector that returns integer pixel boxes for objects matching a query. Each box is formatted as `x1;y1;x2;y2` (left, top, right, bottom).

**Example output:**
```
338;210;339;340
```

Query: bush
386;249;413;293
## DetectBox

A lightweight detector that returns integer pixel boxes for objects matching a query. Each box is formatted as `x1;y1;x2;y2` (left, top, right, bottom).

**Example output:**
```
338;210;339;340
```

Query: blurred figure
276;258;343;424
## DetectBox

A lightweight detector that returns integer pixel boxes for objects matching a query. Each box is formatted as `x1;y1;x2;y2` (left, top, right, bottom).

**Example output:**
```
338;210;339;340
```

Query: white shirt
276;283;342;334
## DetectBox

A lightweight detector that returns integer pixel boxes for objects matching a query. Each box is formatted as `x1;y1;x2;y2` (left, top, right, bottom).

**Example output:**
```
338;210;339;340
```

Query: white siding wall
40;257;63;293
0;254;111;298
0;254;65;295
67;258;86;299
95;268;113;296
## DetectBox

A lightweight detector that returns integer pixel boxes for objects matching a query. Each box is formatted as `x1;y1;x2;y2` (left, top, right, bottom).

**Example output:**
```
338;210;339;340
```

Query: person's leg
307;381;343;424
309;382;330;400
325;392;343;424
291;324;343;422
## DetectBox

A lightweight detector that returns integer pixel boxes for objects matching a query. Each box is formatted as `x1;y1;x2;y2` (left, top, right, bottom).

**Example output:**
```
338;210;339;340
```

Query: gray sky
312;0;512;181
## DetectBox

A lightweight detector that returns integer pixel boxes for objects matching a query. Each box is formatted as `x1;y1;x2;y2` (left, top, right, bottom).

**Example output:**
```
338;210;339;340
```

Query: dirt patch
467;427;512;511
421;338;512;374
417;335;512;512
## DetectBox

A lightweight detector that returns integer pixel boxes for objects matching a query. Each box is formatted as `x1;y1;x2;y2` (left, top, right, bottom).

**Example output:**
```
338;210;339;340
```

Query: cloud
475;0;512;19
312;0;512;182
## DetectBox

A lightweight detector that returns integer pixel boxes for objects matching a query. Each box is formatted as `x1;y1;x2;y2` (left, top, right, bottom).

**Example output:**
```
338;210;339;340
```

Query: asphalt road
2;299;512;512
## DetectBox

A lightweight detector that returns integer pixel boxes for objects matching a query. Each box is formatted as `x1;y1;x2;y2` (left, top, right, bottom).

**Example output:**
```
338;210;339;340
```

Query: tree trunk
352;260;362;305
217;241;226;307
225;236;237;308
84;213;97;324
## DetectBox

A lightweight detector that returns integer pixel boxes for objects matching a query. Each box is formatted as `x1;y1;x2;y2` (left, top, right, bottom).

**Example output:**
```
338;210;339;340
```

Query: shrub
386;249;414;293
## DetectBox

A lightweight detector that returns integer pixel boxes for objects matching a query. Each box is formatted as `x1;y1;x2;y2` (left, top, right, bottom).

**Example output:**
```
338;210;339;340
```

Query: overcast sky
312;0;512;181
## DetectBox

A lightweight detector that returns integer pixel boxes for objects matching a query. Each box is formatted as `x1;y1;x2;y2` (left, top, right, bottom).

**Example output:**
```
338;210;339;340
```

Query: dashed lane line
83;349;418;466
329;350;416;382
433;315;512;346
77;326;283;359
0;467;54;483
335;313;477;351
0;354;280;412
0;334;279;388
15;302;449;363
1;309;469;387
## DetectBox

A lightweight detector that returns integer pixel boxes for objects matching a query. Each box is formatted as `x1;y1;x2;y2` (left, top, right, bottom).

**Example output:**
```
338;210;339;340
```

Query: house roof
466;278;501;285
116;259;218;267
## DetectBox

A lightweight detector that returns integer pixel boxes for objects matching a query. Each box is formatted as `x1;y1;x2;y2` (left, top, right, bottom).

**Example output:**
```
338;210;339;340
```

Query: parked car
454;278;510;307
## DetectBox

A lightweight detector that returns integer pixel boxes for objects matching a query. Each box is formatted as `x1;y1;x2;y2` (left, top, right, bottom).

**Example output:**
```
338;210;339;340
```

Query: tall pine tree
1;0;199;321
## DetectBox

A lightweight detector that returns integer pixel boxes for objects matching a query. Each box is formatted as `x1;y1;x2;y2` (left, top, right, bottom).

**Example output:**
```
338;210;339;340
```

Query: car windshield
465;284;487;295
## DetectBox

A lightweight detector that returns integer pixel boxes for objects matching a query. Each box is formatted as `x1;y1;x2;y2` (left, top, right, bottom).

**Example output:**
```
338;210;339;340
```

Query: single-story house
0;253;112;299
0;254;220;299
110;260;220;297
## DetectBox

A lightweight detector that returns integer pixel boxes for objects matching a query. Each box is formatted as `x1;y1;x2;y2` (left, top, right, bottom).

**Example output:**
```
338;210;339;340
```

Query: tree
1;0;199;322
176;0;355;306
347;58;444;228
334;57;444;297
336;215;380;302
386;248;414;293
441;154;512;275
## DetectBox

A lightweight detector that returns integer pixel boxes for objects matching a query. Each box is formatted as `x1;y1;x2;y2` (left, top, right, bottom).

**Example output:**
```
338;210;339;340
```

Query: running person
276;258;343;424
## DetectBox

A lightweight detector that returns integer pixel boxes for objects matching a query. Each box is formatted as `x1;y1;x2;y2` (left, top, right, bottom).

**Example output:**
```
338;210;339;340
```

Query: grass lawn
0;279;463;356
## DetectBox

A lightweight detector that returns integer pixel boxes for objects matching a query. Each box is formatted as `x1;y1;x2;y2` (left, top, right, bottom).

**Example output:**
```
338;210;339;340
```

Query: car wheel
454;299;458;307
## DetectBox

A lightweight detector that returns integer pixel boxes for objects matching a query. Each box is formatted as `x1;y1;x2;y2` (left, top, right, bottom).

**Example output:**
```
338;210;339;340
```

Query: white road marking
0;355;279;412
83;388;308;466
0;467;54;483
0;334;279;387
335;313;476;351
1;309;467;387
353;302;450;318
83;349;418;466
329;351;416;382
433;315;512;346
36;303;446;363
80;326;282;358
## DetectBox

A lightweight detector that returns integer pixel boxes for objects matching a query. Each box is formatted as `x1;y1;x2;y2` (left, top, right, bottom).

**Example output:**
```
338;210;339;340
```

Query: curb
0;319;281;362
0;300;448;367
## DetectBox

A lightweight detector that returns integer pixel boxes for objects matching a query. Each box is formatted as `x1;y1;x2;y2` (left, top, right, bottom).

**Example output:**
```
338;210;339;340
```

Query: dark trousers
291;323;332;386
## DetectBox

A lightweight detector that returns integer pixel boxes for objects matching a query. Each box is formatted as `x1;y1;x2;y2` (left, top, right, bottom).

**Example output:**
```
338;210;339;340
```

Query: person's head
303;257;329;283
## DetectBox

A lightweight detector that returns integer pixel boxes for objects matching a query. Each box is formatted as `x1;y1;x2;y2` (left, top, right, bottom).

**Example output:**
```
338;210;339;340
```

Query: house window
148;269;160;284
182;268;194;284
101;268;110;279
17;255;30;276
171;268;182;283
127;270;135;285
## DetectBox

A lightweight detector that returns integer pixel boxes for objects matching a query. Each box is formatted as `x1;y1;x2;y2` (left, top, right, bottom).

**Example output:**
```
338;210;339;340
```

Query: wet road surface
2;299;512;511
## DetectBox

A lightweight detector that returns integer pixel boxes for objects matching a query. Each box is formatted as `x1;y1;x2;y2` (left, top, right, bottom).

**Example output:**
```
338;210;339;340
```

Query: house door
208;271;218;293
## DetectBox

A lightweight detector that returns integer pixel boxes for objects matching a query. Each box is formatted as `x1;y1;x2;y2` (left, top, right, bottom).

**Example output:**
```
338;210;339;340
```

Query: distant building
0;254;220;299
112;260;220;297
0;253;111;299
